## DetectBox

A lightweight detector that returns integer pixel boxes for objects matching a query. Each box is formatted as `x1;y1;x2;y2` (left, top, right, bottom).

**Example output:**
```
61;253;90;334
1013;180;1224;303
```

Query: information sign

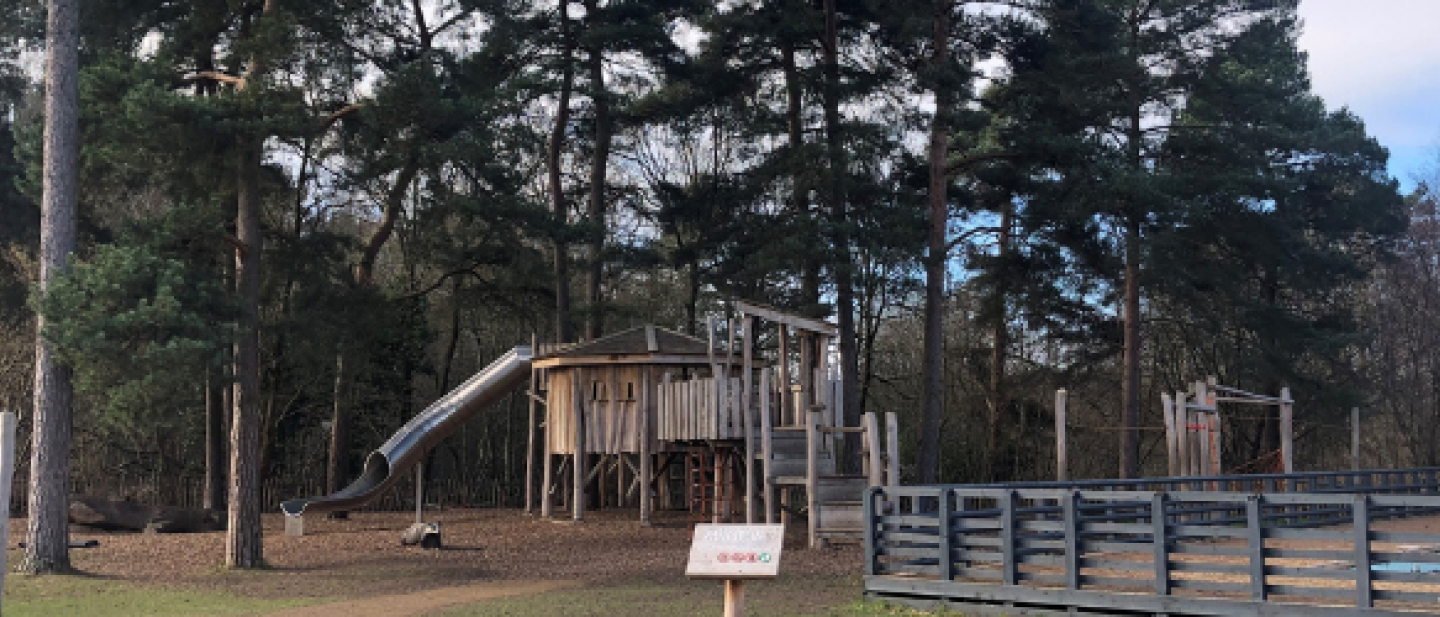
685;524;784;579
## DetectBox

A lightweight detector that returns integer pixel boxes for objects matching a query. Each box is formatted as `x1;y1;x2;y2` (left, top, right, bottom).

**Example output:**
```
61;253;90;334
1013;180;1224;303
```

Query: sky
1297;0;1440;191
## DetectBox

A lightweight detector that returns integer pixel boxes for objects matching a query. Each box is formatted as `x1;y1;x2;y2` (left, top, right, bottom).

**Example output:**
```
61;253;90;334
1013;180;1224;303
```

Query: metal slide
281;345;532;516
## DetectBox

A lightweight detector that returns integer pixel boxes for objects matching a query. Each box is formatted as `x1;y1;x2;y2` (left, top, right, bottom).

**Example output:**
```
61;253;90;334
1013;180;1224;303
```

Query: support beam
760;368;775;525
806;409;820;549
778;324;791;426
1162;393;1177;477
1280;387;1294;474
573;369;586;522
640;367;652;524
742;316;756;523
885;412;899;488
525;334;539;515
1055;389;1068;481
415;462;424;524
864;413;882;486
734;299;838;336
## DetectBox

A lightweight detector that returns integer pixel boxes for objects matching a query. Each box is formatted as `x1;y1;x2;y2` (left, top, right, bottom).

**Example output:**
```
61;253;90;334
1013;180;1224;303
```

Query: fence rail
865;469;1440;616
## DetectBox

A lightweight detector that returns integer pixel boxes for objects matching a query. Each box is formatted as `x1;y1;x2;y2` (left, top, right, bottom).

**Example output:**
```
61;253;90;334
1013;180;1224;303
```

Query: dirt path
264;579;582;617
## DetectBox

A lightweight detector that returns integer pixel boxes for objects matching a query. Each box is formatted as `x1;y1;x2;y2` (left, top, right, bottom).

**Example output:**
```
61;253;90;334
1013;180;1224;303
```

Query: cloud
1298;0;1440;183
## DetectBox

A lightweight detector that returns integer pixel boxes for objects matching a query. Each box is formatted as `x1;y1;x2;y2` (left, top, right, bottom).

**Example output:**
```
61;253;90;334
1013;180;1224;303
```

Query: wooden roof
533;325;714;368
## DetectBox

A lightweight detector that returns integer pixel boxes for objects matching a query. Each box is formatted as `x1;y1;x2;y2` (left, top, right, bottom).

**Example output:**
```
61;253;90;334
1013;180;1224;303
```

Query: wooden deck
864;470;1440;615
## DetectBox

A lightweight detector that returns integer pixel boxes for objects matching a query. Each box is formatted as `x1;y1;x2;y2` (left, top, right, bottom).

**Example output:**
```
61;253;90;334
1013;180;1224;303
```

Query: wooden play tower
522;301;898;547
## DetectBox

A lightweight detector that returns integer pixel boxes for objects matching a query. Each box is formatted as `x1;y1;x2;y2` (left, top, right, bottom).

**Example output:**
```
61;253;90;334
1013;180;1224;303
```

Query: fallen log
69;496;224;533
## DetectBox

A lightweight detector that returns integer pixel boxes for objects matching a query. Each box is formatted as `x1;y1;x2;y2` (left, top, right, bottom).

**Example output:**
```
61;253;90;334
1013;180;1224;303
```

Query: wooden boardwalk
864;469;1440;615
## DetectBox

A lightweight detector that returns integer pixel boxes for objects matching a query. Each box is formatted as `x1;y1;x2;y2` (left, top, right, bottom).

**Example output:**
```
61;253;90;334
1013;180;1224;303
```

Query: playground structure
1054;378;1296;481
283;300;900;549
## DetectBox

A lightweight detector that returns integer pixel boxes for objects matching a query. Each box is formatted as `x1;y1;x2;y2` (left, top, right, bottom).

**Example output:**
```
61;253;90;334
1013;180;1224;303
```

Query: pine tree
22;0;80;575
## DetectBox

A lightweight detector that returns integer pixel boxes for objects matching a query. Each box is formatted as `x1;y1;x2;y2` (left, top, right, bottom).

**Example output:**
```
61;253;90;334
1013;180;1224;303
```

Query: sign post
686;524;784;616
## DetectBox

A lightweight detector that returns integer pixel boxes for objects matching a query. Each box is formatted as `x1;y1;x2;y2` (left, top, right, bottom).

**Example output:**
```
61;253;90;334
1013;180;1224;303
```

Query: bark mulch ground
10;508;861;602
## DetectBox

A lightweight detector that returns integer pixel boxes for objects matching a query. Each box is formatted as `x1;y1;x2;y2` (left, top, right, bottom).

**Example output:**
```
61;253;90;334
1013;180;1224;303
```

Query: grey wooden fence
865;471;1440;616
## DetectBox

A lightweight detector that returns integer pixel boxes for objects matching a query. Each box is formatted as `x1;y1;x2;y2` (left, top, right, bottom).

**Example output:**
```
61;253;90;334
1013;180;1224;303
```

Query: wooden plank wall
545;366;663;455
655;375;843;440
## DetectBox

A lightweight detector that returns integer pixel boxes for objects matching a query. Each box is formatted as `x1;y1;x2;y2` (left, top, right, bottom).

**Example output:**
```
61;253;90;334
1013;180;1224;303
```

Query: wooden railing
865;478;1440;615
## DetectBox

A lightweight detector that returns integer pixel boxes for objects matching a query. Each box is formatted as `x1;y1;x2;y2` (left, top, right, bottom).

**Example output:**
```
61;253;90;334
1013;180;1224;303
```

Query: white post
1162;394;1177;477
0;411;18;605
1055;389;1068;481
1280;387;1294;474
1352;407;1361;471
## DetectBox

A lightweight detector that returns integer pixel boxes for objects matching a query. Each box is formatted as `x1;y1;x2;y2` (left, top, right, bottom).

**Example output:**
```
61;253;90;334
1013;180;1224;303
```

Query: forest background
1;0;1438;553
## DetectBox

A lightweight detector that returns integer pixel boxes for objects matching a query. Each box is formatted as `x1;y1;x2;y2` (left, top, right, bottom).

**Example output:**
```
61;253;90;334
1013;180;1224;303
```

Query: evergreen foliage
0;0;1423;520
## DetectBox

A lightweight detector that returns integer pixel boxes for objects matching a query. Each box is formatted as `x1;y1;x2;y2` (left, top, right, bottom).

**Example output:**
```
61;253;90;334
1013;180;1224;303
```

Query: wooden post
1174;392;1189;477
525;334;539;515
742;316;756;523
640;367;652;524
885;412;899;488
816;335;831;427
1209;411;1222;478
541;408;554;518
573;369;586;522
799;333;814;416
1162;393;1177;477
1198;410;1212;484
610;367;623;507
778;324;791;426
0;411;17;602
863;413;882;486
1280;387;1294;474
723;579;745;617
713;447;724;524
760;368;775;525
1054;389;1068;481
415;461;424;524
1355;495;1373;608
1352;407;1361;471
806;409;821;548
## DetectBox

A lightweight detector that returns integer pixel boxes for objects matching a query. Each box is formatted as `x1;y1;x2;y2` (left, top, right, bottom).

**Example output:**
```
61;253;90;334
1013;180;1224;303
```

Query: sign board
685;524;784;579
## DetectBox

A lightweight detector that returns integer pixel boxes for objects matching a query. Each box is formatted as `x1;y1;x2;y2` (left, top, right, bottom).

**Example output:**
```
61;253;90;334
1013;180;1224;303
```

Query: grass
437;575;871;617
435;576;968;617
1;573;321;617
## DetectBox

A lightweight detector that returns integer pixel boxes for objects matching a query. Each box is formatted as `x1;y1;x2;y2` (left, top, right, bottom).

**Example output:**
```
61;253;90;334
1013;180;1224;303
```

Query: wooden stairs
761;409;899;548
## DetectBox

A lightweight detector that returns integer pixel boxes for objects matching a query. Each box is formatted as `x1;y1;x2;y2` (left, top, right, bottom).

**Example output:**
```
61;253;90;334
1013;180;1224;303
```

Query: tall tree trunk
583;15;611;341
918;0;951;485
821;0;861;469
204;370;226;511
1119;217;1142;479
228;134;265;569
227;0;278;569
326;349;350;505
1118;95;1144;479
21;0;80;574
986;202;1013;481
548;2;576;344
783;43;820;312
